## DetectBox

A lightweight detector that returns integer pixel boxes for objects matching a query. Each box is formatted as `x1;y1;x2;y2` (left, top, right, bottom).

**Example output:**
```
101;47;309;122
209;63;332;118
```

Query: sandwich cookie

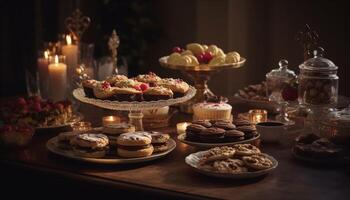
117;132;154;158
70;133;109;158
103;123;135;145
224;130;245;142
185;124;206;141
198;127;225;143
149;131;171;153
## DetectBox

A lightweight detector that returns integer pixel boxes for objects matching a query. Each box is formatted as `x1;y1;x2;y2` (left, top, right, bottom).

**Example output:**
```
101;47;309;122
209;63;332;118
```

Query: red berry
16;97;27;106
203;52;213;63
32;96;42;103
133;85;141;91
101;81;111;89
33;102;42;112
172;47;183;53
196;53;205;63
21;105;29;114
1;124;13;132
139;83;149;91
282;86;298;101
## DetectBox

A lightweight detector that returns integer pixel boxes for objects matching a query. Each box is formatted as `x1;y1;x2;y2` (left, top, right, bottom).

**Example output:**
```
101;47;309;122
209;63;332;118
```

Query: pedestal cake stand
73;87;196;131
159;56;246;113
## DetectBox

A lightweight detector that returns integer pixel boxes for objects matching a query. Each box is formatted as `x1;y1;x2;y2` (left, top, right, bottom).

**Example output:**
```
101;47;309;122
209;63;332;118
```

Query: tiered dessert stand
73;87;196;130
159;56;246;113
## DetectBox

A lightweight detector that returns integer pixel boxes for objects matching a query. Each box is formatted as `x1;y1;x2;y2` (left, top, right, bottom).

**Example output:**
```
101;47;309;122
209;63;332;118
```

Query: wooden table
1;103;350;200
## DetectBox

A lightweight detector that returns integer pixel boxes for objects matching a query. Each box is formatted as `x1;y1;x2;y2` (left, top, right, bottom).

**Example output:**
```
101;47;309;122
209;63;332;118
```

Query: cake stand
73;87;196;131
159;56;246;113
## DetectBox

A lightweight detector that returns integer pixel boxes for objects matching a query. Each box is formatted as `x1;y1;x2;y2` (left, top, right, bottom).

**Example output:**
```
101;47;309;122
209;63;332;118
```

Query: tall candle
37;50;50;98
48;55;67;101
62;35;78;85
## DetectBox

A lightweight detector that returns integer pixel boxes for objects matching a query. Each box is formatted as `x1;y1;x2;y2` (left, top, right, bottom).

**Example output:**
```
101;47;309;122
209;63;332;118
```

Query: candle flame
44;50;49;59
54;55;59;64
66;35;72;45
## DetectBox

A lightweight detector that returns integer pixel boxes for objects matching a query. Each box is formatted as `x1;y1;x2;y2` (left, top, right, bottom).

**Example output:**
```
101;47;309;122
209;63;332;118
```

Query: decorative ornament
108;30;120;73
296;24;320;60
65;9;91;44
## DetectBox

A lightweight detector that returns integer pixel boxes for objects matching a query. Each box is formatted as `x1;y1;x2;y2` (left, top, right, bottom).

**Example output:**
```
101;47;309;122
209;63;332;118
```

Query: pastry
70;133;109;158
198;127;225;143
233;144;261;156
156;78;189;98
92;81;115;99
82;79;98;98
224;130;245;142
193;102;232;121
135;72;161;86
105;75;128;85
112;79;141;88
111;87;143;101
149;131;170;153
243;154;273;170
117;132;153;158
225;51;240;63
186;43;205;56
143;86;173;101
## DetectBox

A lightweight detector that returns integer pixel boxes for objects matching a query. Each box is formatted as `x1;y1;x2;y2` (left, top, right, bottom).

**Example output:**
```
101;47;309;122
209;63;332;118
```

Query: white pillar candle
37;50;50;98
62;35;78;85
48;55;67;101
176;122;191;134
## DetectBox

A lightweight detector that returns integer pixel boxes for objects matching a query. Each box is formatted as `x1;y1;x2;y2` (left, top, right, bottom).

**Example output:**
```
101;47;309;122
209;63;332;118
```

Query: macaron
70;133;109;158
117;132;153;158
224;130;245;142
198;127;226;143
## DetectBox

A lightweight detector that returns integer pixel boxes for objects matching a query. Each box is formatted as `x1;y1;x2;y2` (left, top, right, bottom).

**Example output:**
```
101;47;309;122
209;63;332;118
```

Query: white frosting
193;102;232;110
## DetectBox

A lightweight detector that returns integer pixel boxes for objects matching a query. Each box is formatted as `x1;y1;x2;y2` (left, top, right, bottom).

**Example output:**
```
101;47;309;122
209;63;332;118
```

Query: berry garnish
282;85;298;101
133;85;142;91
16;97;27;106
140;83;149;91
172;47;183;53
101;81;111;89
196;53;205;63
32;96;42;103
21;105;29;114
33;102;42;112
203;52;213;63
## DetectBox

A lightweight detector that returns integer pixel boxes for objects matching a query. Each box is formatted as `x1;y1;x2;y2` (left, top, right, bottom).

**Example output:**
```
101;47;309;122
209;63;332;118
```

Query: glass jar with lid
298;48;338;107
319;106;350;145
266;59;297;102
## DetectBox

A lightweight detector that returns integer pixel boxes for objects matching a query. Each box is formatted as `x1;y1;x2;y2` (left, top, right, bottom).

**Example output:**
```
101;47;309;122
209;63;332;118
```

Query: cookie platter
177;133;260;148
46;136;176;164
185;146;278;179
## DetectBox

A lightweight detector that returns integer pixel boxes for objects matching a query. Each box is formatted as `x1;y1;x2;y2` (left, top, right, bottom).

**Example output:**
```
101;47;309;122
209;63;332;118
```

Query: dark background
1;0;349;98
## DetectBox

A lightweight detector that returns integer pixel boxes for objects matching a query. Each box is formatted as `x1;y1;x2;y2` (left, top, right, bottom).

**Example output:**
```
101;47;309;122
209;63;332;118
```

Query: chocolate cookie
244;130;258;139
213;121;236;130
186;124;206;141
198;127;226;143
192;120;212;128
236;125;257;133
224;130;245;142
233;119;252;126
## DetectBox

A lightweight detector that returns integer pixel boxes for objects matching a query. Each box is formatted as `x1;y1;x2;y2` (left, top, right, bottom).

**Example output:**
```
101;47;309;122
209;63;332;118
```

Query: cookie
224;130;245;142
192;120;212;128
186;124;206;133
198;127;225;143
243;154;273;170
233;119;252;126
117;144;154;158
149;131;170;144
117;132;152;146
244;130;258;139
213;121;236;130
233;144;261;156
152;142;170;153
236;125;257;133
103;123;135;135
212;158;248;173
200;146;236;164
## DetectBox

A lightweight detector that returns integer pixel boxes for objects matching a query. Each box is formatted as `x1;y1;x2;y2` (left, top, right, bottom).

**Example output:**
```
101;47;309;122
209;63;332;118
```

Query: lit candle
249;109;268;124
62;35;78;85
102;116;121;126
48;55;67;101
177;122;191;134
37;50;50;98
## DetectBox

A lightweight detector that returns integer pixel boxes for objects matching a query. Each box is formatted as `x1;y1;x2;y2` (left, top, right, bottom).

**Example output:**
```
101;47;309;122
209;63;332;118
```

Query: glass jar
298;48;338;107
266;59;297;102
319;106;350;145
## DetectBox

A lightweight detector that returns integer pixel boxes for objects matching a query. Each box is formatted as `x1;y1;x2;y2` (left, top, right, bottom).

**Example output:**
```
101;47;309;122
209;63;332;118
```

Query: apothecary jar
298;48;338;107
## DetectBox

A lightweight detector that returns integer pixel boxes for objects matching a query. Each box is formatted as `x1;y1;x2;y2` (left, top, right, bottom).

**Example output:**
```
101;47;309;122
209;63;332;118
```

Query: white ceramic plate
177;133;260;148
35;112;83;131
185;151;278;179
46;136;176;164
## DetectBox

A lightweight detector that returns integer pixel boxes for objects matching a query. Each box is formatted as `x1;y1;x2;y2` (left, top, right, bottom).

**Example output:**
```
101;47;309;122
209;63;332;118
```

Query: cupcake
193;102;232;121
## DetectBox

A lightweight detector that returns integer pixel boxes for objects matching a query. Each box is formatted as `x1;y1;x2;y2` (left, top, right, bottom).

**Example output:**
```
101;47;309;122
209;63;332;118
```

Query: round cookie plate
185;151;278;179
46;136;176;164
177;133;260;148
35;112;83;131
